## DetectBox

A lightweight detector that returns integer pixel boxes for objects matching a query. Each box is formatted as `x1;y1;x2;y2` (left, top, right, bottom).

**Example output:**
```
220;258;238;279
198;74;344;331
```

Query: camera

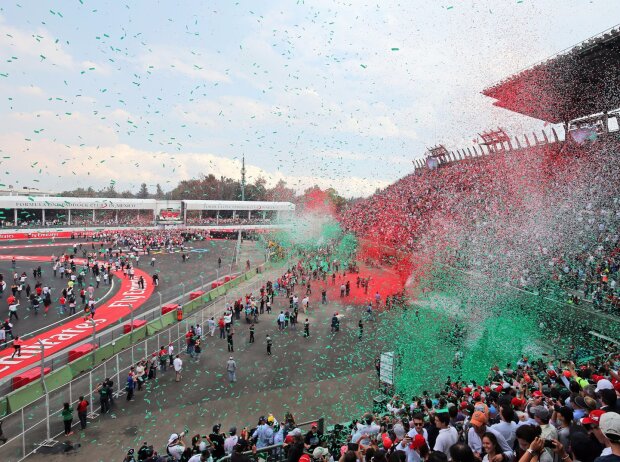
544;440;556;449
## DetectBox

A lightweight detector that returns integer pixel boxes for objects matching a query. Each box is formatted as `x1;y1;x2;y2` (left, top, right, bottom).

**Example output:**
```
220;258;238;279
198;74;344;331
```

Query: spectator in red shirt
77;396;89;430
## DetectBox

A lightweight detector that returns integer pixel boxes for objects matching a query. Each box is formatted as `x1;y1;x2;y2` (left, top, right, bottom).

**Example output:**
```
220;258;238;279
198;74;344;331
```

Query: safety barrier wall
0;260;283;462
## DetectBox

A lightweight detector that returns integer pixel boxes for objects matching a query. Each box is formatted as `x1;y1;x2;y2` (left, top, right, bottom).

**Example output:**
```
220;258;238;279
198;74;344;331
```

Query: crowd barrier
0;260;282;462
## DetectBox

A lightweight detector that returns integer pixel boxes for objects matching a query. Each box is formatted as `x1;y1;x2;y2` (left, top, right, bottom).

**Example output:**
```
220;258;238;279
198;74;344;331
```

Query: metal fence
0;262;245;398
0;261;283;462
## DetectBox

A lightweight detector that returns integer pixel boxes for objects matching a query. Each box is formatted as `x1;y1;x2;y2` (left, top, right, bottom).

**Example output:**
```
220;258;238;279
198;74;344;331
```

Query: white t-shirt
167;443;185;461
173;357;183;372
434;427;458;457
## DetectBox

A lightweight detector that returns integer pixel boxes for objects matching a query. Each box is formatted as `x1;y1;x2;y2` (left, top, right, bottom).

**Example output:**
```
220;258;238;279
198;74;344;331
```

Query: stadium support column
68;209;71;226
235;230;241;265
232;210;236;220
14;208;17;226
276;210;280;221
92;209;96;222
262;211;266;221
42;208;46;226
183;207;187;225
216;211;219;225
115;210;118;223
248;210;251;219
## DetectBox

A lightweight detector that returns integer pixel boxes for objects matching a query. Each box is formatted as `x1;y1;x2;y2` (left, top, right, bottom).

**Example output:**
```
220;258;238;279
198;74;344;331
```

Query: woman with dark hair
481;432;504;462
449;443;475;462
373;449;388;462
287;433;305;462
61;402;74;436
388;450;406;462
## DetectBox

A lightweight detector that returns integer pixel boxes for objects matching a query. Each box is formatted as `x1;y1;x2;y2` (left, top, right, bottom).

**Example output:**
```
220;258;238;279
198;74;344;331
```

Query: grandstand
0;197;295;235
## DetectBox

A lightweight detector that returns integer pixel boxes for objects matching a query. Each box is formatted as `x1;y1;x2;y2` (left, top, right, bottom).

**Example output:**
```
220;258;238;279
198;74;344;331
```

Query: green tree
136;183;149;199
155;184;165;199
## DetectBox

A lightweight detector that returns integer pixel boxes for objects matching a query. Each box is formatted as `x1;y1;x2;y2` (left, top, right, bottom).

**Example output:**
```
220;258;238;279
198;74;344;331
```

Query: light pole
216;267;219;282
37;339;55;447
180;282;185;299
129;303;134;343
199;274;204;290
89;318;97;366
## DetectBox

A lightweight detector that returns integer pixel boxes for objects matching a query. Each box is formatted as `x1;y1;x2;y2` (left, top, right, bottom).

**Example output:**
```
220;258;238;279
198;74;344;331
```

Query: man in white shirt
407;414;429;441
433;412;458;458
173;355;183;382
468;411;513;460
166;433;185;461
351;413;380;445
224;427;239;454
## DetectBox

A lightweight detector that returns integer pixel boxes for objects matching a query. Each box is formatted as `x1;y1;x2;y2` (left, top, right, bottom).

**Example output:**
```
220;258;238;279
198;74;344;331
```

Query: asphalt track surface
7;264;403;462
0;238;264;382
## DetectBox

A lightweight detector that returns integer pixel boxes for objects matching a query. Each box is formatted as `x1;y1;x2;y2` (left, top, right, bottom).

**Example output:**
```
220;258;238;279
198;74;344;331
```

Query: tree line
60;175;348;212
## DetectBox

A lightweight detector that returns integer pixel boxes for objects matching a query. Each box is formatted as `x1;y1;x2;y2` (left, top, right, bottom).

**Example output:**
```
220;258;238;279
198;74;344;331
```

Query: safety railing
0;260;286;462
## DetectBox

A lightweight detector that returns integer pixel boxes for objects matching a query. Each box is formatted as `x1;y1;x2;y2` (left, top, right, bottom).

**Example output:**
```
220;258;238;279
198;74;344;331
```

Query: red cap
532;391;543;398
473;392;481;400
463;387;472;394
410;434;426;450
589;410;606;424
382;436;392;449
562;370;572;378
495;385;503;393
511;397;525;408
547;370;558;379
484;386;491;393
311;422;318;428
460;401;468;409
300;455;312;462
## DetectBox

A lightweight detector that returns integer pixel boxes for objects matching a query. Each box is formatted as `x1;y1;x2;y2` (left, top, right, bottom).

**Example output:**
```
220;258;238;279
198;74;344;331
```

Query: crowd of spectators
118;350;620;462
341;136;620;315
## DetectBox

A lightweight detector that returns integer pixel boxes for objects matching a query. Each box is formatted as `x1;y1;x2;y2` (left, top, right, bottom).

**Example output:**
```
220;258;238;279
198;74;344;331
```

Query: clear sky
0;1;618;198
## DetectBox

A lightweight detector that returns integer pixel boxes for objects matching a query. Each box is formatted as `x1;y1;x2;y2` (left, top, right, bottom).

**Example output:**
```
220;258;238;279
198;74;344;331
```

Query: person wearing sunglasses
407;414;429;441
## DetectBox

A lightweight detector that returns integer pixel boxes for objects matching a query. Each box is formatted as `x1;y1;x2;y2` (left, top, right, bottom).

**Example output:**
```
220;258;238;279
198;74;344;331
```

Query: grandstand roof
482;25;620;124
0;196;157;210
183;200;295;211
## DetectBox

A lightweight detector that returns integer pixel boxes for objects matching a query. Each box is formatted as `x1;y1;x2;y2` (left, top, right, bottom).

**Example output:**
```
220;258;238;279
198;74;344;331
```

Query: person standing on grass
61;402;74;436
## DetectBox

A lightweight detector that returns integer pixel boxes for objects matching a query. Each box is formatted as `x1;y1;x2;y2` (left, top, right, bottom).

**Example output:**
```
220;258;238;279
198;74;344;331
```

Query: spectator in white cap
596;412;620;462
313;446;333;462
166;433;186;461
596;379;615;394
